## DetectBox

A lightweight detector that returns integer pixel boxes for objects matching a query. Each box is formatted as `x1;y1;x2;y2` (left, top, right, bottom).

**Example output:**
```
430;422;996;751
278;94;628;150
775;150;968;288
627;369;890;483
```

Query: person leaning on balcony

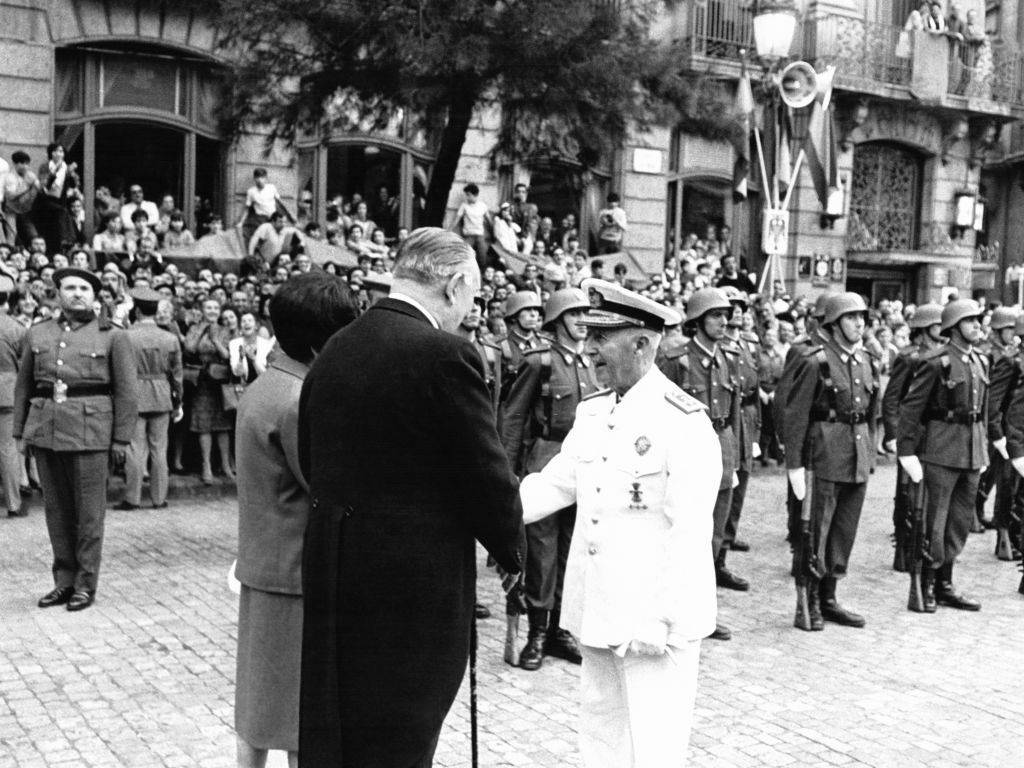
925;2;947;34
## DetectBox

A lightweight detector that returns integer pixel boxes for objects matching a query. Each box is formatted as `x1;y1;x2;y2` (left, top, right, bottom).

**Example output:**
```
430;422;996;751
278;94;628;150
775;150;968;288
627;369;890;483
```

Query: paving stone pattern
1;461;1022;767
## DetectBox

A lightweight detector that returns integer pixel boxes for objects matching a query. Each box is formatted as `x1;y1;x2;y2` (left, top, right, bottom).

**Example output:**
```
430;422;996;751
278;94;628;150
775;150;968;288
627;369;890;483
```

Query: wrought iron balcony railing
684;0;755;61
804;15;911;88
948;38;1024;104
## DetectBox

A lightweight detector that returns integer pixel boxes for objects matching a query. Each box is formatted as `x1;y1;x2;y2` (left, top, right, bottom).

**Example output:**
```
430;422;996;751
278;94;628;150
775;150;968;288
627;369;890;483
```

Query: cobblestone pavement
2;461;1023;767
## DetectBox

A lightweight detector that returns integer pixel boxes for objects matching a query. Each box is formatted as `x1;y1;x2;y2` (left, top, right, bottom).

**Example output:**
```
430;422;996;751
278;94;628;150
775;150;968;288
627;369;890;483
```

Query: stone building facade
2;0;1023;302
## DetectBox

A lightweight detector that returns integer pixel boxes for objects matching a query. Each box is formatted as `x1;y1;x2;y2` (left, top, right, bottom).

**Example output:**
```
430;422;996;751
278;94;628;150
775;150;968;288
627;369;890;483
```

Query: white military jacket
520;365;720;648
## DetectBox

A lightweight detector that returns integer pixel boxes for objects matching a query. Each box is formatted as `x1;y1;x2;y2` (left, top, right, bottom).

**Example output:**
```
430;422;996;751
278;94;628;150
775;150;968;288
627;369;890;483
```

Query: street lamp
752;0;799;63
952;189;977;239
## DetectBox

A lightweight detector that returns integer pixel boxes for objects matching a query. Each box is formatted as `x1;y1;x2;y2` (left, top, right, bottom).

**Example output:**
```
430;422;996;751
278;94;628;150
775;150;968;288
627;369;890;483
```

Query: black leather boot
995;528;1015;561
935;564;981;611
543;609;582;664
819;577;865;628
808;578;824;631
715;552;749;591
518;608;548;671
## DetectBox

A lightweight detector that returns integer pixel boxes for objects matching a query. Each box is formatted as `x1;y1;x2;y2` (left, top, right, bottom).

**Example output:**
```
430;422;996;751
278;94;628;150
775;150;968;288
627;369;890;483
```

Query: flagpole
781;149;806;212
753;127;771;203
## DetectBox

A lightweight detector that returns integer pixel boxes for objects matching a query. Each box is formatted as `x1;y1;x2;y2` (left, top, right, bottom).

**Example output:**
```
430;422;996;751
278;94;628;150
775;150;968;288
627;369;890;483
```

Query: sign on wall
761;208;789;256
632;148;663;174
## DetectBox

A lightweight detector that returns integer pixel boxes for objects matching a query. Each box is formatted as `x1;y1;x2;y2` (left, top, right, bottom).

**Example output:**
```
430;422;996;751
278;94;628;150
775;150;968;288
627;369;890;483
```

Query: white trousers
579;641;701;768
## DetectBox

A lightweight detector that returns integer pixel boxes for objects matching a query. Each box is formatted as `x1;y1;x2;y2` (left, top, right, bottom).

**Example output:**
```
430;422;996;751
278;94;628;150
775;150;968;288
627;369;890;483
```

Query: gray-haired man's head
392;228;481;333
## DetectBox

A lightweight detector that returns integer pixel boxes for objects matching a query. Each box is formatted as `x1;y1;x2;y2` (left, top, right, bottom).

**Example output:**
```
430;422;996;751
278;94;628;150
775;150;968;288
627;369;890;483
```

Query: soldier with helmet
898;299;988;612
659;287;745;641
721;286;760;554
775;292;834;546
783;292;878;630
500;290;547;392
500;287;600;669
976;305;1020;535
882;302;944;571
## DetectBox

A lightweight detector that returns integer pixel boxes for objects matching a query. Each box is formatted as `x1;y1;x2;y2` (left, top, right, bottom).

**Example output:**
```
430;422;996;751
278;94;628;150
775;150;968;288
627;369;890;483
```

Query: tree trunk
422;88;478;226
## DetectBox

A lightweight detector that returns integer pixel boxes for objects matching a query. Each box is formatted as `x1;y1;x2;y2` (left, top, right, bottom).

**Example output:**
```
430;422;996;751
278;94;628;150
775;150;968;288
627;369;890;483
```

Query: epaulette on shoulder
919;346;948;365
582;388;614;402
665;389;707;415
740;330;759;343
802;343;824;358
721;342;739;355
480;340;501;353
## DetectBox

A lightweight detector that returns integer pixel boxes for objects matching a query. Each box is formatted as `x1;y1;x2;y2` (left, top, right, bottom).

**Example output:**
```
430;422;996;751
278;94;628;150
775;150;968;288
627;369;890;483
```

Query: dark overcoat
298;297;524;767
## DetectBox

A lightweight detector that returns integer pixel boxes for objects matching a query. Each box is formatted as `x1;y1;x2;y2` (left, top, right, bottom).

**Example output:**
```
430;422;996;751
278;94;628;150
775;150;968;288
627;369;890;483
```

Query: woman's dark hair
270;273;359;363
46;142;65;158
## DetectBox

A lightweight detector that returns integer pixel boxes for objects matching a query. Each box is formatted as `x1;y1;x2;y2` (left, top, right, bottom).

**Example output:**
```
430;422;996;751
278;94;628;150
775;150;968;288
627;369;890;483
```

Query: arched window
849;142;924;251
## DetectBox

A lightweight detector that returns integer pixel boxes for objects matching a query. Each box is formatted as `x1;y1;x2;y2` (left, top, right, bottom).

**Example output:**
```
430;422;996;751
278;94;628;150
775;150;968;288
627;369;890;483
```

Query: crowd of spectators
0;150;1014;484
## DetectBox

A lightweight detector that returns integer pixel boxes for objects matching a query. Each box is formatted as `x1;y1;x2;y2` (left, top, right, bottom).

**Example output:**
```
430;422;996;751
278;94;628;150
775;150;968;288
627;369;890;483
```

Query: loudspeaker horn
779;60;818;109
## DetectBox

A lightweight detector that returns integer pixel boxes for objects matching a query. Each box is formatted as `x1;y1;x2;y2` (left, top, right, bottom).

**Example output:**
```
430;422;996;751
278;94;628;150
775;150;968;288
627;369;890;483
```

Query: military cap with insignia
129;286;163;314
53;267;102;294
579;278;682;333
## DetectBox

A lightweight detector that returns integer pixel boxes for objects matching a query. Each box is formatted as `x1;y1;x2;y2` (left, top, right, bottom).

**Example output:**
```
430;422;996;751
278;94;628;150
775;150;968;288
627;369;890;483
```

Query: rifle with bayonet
907;479;932;612
793;467;824;631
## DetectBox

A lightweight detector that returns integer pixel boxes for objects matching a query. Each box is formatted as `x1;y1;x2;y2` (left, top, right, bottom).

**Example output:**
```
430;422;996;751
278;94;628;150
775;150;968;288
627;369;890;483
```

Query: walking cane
470;569;479;767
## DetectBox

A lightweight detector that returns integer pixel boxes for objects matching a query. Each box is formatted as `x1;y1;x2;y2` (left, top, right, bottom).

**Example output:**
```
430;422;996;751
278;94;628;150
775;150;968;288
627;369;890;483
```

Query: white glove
898;455;924;484
994;437;1009;460
226;559;241;595
788;468;806;501
731;471;739;488
752;442;762;459
1012;457;1024;478
615;621;668;657
759;388;770;405
884;439;896;454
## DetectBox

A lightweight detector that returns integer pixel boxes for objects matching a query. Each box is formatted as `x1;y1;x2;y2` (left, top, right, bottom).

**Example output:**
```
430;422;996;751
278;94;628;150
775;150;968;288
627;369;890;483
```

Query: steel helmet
908;302;943;330
822;292;868;326
503;290;543;319
940;299;983;334
812;292;837;320
685;288;732;324
989;305;1018;331
720;285;749;308
542;288;590;330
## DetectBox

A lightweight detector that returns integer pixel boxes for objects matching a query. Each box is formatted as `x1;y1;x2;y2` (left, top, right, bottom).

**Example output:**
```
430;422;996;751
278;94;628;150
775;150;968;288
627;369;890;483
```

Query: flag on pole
804;66;838;211
732;58;755;202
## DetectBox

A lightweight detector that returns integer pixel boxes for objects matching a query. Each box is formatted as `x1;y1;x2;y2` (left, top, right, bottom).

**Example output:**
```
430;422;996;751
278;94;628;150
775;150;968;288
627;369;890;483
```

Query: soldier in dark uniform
722;287;760;553
659;287;744;641
500;288;598;669
0;273;27;517
976;306;1019;536
1000;348;1024;581
898;299;987;612
783;293;878;630
460;295;503;417
989;313;1024;561
775;292;834;545
882;303;943;572
116;287;182;511
499;290;546;390
14;267;137;611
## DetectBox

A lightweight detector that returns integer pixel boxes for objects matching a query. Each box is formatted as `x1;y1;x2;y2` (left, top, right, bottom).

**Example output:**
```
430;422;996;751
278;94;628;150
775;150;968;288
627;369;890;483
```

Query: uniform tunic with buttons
0;313;26;512
499;329;546;387
783;338;878;483
897;344;988;470
473;337;503;418
658;338;738;490
882;343;926;445
14;316;137;450
520;365;719;646
726;331;761;472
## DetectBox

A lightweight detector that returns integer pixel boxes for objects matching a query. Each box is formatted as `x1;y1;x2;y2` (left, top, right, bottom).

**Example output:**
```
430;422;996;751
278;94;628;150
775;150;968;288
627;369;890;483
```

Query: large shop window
848;142;923;251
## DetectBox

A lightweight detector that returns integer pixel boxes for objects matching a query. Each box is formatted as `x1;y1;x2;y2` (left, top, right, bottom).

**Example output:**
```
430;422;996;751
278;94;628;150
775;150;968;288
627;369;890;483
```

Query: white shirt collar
389;292;440;330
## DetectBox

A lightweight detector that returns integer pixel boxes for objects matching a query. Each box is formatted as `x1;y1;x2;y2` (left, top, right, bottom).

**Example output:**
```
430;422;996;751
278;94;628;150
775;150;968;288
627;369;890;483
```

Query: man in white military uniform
520;278;720;768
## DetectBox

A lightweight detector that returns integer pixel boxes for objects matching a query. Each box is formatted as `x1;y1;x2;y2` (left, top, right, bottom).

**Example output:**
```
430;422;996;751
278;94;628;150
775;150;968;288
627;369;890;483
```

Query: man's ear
444;272;463;305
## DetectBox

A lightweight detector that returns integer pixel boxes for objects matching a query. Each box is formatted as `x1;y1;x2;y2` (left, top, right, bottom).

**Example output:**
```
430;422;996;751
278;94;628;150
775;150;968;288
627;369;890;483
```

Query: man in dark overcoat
298;227;524;768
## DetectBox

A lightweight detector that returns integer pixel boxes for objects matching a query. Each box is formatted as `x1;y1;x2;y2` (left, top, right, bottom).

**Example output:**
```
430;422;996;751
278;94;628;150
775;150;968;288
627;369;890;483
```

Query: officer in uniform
989;313;1024;560
501;287;598;669
783;293;878;629
460;295;503;416
775;292;834;545
898;299;987;612
519;279;719;768
659;287;744;642
499;291;546;391
116;286;182;511
722;286;760;553
976;305;1019;535
14;267;137;611
882;302;943;571
0;273;26;517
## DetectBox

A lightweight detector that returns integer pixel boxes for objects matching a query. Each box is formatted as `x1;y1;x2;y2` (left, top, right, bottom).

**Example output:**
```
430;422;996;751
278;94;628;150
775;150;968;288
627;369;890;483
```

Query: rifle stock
793;468;815;631
907;479;929;612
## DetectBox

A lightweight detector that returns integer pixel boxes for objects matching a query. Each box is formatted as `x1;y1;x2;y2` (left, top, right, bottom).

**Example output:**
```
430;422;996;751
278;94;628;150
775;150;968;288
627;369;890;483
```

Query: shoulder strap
815;348;838;418
665;390;706;415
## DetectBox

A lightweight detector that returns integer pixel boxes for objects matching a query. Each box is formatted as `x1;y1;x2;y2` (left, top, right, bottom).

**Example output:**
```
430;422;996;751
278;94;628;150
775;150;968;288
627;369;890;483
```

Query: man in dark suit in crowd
298;227;524;767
